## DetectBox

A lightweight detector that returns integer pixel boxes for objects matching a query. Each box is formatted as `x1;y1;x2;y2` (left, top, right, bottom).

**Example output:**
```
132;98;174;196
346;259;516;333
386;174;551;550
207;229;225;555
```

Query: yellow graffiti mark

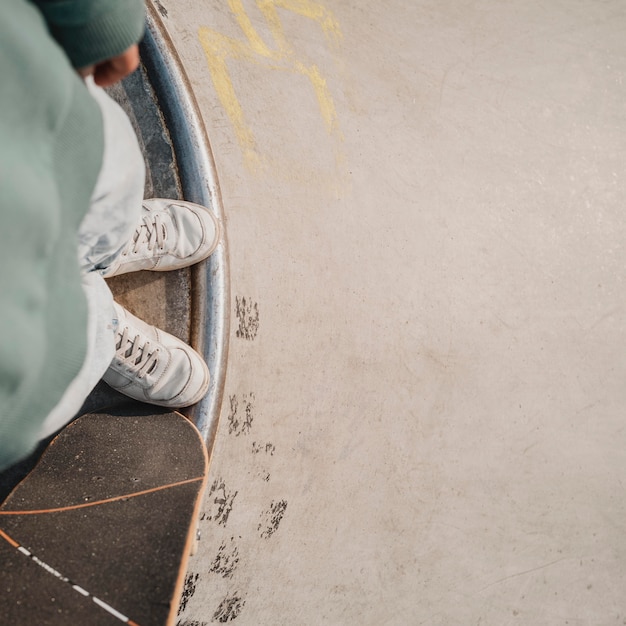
198;28;260;165
256;0;342;49
229;0;272;55
198;0;342;169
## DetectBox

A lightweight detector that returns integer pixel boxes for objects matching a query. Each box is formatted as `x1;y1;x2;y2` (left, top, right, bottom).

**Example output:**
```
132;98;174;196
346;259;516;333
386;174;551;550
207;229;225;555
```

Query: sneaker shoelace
124;212;167;256
115;325;160;379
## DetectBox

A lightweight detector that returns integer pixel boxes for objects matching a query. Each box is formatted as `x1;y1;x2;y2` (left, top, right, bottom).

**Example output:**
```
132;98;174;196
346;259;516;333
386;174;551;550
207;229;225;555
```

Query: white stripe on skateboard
72;584;90;597
0;529;140;626
93;596;131;622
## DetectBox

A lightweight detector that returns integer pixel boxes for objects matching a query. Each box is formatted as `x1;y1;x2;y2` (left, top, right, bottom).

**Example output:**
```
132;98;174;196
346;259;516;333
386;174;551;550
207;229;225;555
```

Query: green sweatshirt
0;0;145;470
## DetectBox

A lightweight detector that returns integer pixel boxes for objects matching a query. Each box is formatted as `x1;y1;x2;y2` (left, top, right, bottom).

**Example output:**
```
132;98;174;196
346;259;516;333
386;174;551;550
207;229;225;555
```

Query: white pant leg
38;272;117;438
78;78;146;272
38;80;145;439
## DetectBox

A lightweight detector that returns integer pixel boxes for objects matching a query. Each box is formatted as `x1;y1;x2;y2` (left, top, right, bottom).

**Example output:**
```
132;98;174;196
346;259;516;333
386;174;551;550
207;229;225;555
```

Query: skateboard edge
166;410;210;625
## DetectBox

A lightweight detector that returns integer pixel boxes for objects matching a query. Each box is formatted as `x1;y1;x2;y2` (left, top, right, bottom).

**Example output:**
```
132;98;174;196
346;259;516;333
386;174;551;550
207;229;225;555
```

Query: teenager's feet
103;303;210;407
102;199;219;277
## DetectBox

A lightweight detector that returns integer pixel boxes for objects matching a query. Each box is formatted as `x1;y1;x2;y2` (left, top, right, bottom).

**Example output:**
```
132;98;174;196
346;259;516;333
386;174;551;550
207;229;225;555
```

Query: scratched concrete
155;0;626;623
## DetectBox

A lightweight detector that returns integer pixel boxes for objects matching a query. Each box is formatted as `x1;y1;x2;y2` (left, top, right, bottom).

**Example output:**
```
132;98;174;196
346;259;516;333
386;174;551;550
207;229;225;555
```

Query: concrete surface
154;1;626;623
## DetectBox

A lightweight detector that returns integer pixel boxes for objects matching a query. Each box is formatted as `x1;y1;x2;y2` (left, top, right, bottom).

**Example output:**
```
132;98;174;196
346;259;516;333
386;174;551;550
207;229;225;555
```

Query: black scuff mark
202;478;238;527
235;296;259;340
212;593;246;622
177;573;200;615
209;538;240;579
251;442;275;455
258;500;288;539
154;0;168;17
227;394;254;436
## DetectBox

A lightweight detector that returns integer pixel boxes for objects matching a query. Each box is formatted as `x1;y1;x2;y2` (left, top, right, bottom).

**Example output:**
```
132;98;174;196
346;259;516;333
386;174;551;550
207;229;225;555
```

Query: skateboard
0;407;208;626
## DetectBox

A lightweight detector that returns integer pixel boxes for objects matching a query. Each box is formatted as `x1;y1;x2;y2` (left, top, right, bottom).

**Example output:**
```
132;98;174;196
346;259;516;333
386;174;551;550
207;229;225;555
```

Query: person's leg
37;273;116;438
78;77;145;273
38;80;145;439
78;78;219;278
39;80;218;437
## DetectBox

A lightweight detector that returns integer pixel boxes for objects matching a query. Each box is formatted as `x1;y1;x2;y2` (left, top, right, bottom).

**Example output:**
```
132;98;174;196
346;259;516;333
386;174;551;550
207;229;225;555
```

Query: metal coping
140;5;230;450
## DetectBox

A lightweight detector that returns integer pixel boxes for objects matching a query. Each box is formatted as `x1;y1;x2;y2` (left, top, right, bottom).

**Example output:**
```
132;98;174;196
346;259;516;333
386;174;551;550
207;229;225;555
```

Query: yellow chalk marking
198;28;260;166
230;0;273;56
256;0;342;46
198;0;343;170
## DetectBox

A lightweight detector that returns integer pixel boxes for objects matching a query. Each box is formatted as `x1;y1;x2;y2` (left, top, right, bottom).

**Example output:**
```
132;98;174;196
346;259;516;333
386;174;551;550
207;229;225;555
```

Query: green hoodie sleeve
32;0;146;69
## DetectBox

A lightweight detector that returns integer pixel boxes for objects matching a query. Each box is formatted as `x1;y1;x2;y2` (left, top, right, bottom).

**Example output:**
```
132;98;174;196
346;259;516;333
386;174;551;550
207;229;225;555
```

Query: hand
77;44;140;87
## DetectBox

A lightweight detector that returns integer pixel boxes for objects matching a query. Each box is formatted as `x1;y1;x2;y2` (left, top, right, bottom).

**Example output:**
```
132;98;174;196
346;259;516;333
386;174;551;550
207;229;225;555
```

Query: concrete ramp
159;0;626;623
4;0;626;623
164;0;626;623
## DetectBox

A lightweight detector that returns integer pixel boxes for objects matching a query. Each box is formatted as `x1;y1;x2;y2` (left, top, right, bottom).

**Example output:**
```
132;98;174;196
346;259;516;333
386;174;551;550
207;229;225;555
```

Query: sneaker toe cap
152;346;210;407
170;203;219;260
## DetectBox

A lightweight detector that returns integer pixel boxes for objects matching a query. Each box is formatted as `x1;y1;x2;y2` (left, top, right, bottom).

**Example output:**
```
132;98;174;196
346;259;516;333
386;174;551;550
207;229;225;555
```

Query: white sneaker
103;303;210;408
103;199;220;277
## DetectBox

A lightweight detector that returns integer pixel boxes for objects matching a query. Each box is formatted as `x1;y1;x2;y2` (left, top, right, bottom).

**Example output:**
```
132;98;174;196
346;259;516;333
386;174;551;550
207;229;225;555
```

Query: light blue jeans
38;79;145;438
